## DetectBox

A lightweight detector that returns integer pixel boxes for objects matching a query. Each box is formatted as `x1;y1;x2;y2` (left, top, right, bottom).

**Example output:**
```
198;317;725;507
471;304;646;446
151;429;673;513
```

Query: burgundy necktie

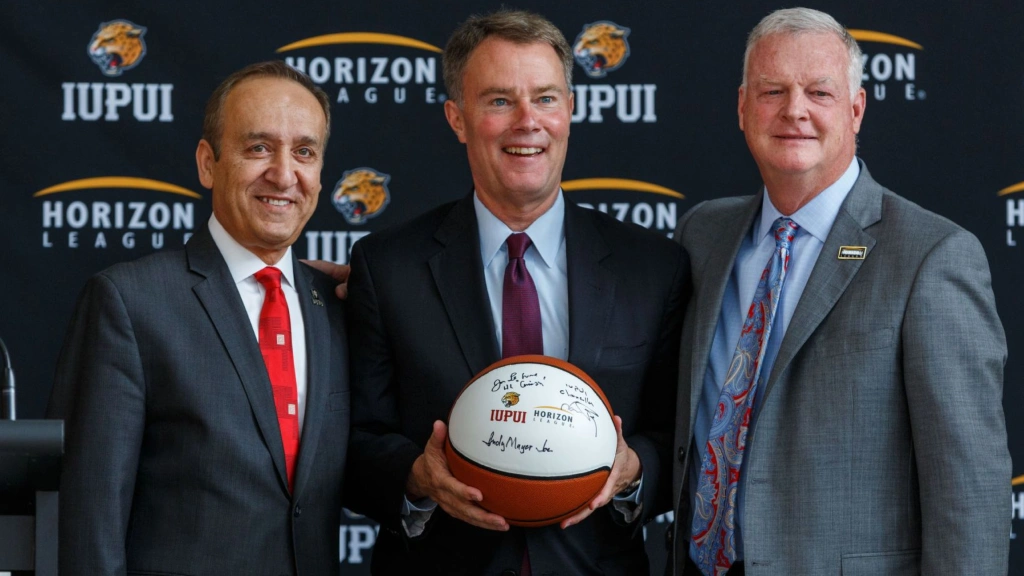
502;233;543;359
254;267;300;490
501;233;541;576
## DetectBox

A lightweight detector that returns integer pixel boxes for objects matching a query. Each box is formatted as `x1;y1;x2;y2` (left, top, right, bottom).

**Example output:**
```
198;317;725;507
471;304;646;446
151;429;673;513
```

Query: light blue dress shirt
689;158;859;561
403;191;640;534
473;191;569;360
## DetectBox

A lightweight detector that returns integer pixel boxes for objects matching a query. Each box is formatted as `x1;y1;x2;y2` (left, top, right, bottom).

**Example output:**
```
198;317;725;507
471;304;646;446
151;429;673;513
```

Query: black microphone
0;336;14;420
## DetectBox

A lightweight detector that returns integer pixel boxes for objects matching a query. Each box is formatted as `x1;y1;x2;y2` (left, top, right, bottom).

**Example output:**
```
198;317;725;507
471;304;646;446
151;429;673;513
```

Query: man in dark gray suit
48;61;350;576
671;8;1010;575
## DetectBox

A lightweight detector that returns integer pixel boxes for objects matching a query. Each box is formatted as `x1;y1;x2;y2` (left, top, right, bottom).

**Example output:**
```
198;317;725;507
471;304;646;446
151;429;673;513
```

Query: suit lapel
291;259;329;497
187;226;290;493
428;196;500;376
759;163;883;405
564;203;615;368
688;197;761;431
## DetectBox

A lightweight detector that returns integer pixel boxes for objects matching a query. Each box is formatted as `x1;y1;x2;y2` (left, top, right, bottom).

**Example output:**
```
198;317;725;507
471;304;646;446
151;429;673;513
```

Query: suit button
294;504;302;518
678;446;686;463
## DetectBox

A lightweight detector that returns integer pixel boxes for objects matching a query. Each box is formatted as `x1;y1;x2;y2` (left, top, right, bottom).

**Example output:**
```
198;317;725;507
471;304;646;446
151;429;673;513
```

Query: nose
512;102;540;131
781;91;809;122
264;150;299;190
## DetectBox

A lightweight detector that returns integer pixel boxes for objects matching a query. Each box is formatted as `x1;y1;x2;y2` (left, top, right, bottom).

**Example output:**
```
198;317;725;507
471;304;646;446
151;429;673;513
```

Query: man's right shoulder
678;196;754;238
89;247;188;292
355;199;462;256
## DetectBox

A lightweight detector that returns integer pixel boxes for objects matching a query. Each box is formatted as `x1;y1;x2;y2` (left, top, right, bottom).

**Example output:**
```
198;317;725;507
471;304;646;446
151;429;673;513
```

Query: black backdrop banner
2;1;1022;573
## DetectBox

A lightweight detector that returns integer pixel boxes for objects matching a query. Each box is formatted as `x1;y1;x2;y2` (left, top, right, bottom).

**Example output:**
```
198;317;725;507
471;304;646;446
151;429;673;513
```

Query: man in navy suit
342;10;688;575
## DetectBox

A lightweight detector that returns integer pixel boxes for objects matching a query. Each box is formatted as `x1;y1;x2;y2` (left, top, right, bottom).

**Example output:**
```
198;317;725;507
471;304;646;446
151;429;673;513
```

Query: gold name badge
837;246;867;260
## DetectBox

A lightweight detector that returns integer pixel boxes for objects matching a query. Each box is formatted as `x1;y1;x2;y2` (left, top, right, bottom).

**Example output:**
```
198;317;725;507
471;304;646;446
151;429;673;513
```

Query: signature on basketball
482;432;554;455
491;371;546;392
562;401;600;437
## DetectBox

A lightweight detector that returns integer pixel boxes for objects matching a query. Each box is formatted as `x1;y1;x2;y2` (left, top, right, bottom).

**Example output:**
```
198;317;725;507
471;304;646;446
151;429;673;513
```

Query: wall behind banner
1;0;1022;573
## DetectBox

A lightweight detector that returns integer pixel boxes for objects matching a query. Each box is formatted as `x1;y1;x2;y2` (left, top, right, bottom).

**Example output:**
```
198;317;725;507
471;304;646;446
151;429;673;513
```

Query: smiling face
444;37;573;228
196;76;326;264
739;32;865;208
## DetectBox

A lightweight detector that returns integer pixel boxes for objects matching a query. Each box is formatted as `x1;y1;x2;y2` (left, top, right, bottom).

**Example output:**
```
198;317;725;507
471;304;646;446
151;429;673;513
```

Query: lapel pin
311;288;324;307
837;246;867;260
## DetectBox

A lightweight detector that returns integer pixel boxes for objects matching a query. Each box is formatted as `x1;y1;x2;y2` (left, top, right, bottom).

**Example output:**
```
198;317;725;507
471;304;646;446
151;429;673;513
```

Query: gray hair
742;7;863;98
443;9;573;105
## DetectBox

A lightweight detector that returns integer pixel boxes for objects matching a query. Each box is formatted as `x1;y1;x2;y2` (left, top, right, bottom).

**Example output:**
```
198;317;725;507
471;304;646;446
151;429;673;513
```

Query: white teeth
260;197;290;206
504;147;542;155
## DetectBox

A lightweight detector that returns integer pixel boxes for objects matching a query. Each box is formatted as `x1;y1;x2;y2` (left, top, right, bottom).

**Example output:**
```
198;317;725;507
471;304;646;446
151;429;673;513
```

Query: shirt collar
208;214;296;288
754;157;860;244
474;190;565;269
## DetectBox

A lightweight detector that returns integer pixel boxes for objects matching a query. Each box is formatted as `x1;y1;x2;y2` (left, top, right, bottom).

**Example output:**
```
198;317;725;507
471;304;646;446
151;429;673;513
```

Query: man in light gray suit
671;8;1010;576
48;61;349;575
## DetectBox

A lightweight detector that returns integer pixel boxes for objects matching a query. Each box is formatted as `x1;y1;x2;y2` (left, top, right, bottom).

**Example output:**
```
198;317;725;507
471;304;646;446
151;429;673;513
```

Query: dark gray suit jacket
48;224;350;576
671;163;1011;575
344;195;688;575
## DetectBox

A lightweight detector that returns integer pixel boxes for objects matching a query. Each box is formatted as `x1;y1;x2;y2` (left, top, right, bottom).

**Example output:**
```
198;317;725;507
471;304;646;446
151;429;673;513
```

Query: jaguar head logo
331;168;391;225
501;392;520;408
88;20;147;77
573;21;631;79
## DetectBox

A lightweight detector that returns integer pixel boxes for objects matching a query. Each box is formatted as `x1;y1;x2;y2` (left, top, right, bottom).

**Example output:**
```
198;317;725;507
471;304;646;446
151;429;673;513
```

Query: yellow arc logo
561;178;684;199
34;177;202;199
847;30;923;50
997;182;1024;197
277;33;442;53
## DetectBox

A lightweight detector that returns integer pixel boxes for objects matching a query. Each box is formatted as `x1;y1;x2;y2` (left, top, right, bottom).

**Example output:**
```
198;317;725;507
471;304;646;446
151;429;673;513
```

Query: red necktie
254;267;300;489
501;233;540;576
502;233;543;359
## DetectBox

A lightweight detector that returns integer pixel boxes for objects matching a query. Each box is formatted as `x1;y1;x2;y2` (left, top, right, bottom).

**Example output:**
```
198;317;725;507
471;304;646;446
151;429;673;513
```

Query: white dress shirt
208;215;308;430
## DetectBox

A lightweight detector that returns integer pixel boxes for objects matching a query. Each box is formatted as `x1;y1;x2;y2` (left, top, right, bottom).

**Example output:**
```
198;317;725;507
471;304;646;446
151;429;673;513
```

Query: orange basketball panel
446;440;610;527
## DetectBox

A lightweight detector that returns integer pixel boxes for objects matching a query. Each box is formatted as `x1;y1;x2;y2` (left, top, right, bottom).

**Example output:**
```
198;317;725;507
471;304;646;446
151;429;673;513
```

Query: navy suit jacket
344;195;688;575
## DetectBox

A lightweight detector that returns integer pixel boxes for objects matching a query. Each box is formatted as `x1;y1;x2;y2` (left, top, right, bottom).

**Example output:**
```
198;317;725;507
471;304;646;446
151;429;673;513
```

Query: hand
561;415;640;529
300;260;350;299
406;420;509;531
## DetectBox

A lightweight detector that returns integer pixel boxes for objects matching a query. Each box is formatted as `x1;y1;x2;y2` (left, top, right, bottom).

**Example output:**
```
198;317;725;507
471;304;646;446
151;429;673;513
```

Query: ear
851;87;867;134
737;85;747;132
196;139;216;190
444;99;467;144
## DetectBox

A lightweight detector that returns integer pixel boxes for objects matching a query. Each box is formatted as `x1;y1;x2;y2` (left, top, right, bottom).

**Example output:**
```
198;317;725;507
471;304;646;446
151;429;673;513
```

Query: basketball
444;355;617;527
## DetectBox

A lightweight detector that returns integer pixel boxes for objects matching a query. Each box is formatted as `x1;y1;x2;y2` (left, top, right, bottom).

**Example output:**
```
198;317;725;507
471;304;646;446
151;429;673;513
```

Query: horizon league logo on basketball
303;167;393;264
571;21;656;124
61;19;174;122
35;177;199;250
279;32;444;105
850;29;926;102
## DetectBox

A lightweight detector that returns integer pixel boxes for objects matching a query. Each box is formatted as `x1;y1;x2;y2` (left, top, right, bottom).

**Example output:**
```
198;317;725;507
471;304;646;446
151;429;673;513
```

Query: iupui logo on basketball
998;180;1024;247
571;21;656;124
332;167;391;225
848;29;926;102
566;178;685;237
279;32;443;105
35;176;200;250
62;20;174;122
491;409;527;424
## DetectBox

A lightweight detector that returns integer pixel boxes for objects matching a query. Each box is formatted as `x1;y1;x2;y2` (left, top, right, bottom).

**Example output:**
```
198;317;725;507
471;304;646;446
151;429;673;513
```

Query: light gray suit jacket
670;162;1011;575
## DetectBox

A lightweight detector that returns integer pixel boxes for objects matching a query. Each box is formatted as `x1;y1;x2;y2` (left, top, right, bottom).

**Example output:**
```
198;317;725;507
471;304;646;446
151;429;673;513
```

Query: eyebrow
477;84;565;98
244;132;321;147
